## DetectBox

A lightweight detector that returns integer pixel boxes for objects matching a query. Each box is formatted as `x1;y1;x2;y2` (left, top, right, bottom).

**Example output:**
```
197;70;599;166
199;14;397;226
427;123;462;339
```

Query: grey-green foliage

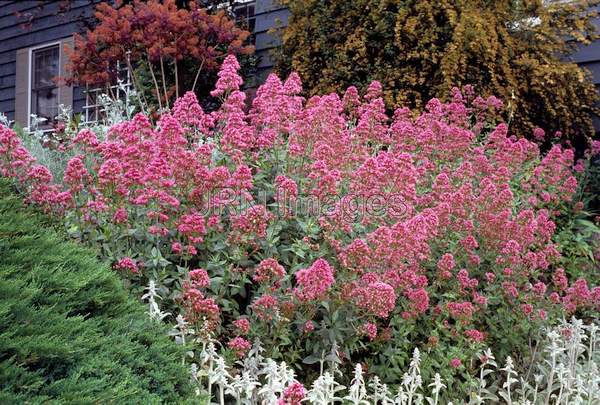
0;179;196;404
13;122;74;183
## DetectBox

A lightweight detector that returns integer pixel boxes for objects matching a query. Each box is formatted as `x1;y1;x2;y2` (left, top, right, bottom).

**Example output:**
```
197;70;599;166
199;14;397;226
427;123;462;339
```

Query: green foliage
554;158;600;283
276;0;600;146
0;179;195;404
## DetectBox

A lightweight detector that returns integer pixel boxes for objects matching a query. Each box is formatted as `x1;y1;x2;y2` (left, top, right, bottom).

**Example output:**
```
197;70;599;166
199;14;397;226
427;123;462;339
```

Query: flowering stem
557;377;564;404
478;365;484;401
126;57;148;115
159;56;170;109
146;55;162;110
208;357;213;401
525;337;538;382
174;60;179;100
192;58;205;93
544;347;557;405
587;326;596;405
319;353;325;377
199;341;206;387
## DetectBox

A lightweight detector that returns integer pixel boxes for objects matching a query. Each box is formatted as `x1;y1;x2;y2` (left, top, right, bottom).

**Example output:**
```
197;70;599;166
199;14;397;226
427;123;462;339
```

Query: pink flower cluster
279;382;306;405
253;294;279;321
233;318;251;335
360;322;378;341
1;55;599;369
113;257;139;274
210;54;243;97
253;258;286;288
228;336;251;358
294;258;335;302
189;268;210;288
353;281;397;318
182;285;220;331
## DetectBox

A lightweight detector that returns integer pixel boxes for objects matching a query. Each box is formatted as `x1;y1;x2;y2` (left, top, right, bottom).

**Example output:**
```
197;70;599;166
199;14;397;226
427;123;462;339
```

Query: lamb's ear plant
212;356;231;405
344;364;369;404
499;356;518;404
0;111;12;127
368;375;395;404
169;314;193;346
395;348;424;405
426;373;446;405
226;371;261;405
247;340;266;374
192;317;599;404
142;279;170;321
258;359;285;402
305;372;346;404
95;80;142;127
14;114;74;181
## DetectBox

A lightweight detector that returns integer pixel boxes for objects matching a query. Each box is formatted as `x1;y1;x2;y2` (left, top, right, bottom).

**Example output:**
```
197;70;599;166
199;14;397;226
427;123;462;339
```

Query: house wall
0;1;99;125
0;0;286;125
254;0;289;81
3;1;599;129
569;8;600;130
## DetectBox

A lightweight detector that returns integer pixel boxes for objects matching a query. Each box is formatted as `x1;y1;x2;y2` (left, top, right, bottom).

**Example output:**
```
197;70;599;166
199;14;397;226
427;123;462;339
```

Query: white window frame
27;40;62;133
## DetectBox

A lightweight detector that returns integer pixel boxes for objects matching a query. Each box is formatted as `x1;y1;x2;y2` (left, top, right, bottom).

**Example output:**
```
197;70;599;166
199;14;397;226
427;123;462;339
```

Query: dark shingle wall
0;1;98;121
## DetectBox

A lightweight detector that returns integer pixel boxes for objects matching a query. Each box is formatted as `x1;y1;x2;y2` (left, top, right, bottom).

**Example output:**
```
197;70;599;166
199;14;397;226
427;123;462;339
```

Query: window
233;0;256;44
14;38;73;130
31;45;60;130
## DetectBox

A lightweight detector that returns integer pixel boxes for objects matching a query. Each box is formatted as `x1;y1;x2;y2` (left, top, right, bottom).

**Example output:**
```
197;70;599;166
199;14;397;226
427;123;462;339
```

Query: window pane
31;45;59;129
33;88;58;129
33;46;59;89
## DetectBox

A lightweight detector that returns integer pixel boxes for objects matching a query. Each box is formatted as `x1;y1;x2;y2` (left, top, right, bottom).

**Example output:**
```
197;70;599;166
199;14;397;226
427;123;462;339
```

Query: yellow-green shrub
276;0;600;145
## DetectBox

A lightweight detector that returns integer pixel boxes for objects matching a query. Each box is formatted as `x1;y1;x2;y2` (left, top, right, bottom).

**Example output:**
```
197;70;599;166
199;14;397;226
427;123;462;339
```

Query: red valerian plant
2;55;599;390
65;0;254;109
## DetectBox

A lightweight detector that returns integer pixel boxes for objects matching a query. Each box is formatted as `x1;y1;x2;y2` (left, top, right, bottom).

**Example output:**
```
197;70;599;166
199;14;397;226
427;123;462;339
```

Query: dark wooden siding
0;0;99;122
254;0;289;81
3;1;600;124
570;7;600;130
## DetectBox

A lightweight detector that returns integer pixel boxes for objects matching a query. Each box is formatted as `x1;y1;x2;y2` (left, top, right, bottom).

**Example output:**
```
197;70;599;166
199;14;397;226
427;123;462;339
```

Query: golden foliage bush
276;0;600;145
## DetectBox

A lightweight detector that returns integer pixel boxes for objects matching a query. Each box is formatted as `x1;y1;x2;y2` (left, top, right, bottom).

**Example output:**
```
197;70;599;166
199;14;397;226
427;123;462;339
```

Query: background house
228;0;288;82
570;6;600;130
0;1;100;130
0;0;288;130
1;0;598;131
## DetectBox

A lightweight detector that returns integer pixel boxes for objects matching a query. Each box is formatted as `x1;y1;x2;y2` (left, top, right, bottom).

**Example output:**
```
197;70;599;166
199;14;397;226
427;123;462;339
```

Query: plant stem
147;55;162;110
544;349;556;405
160;56;170;109
174;59;179;100
126;57;148;115
525;338;539;382
106;81;117;101
208;357;213;402
192;58;205;93
587;327;596;405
